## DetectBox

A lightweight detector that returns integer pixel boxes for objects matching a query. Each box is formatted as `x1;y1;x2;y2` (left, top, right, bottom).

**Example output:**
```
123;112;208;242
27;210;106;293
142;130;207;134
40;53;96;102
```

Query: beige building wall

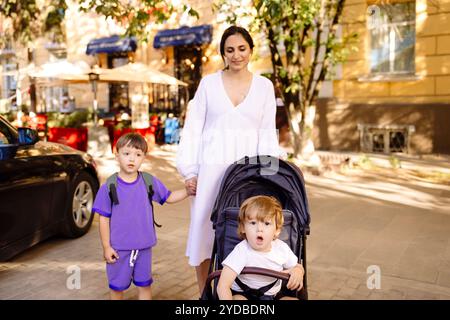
335;0;450;104
314;0;450;154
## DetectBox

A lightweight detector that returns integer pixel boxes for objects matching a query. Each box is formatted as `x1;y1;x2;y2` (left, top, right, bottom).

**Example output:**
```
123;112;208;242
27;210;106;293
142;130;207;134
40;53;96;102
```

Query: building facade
2;0;448;154
147;0;450;155
315;0;450;155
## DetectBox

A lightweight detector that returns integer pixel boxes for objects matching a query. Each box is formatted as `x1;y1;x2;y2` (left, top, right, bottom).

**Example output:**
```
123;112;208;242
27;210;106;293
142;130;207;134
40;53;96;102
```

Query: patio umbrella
102;63;188;86
28;60;91;79
55;63;187;87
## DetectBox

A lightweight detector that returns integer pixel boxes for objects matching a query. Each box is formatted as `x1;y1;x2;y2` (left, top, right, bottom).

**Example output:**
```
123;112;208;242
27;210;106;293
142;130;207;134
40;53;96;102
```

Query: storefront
153;25;213;107
86;35;137;113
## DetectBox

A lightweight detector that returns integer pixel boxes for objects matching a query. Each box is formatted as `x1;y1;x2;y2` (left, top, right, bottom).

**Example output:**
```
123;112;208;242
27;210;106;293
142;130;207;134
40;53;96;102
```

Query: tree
77;0;198;43
0;1;198;47
0;0;68;47
214;0;357;160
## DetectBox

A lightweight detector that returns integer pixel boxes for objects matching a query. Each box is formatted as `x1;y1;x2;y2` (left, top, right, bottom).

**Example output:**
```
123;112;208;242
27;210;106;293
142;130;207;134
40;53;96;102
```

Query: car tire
62;171;98;238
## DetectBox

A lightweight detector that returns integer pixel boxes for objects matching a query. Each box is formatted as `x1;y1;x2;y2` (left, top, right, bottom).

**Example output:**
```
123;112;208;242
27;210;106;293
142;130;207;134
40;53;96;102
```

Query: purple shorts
106;248;153;291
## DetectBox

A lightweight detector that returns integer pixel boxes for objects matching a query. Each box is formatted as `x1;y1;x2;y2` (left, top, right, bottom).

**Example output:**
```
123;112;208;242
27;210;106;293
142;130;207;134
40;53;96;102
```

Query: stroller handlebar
206;267;289;283
202;266;292;300
207;266;291;283
240;266;291;280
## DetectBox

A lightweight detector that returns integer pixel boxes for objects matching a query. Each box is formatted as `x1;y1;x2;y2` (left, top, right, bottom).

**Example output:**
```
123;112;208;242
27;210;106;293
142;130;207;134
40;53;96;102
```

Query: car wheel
62;171;98;238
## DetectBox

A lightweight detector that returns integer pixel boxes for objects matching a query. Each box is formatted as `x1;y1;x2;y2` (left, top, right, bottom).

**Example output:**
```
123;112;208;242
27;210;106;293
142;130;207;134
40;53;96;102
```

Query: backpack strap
141;172;162;228
106;173;119;205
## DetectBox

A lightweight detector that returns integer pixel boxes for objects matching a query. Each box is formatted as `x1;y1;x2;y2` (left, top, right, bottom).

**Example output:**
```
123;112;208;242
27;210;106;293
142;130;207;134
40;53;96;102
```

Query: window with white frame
368;1;416;75
1;60;17;99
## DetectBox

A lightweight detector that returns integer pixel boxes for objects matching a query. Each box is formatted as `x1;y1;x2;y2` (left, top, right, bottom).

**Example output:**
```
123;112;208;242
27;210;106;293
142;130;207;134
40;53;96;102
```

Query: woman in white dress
176;26;284;294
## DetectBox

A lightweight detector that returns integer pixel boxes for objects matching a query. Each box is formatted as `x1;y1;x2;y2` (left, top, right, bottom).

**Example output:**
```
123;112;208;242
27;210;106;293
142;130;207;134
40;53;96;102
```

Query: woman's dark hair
219;26;254;60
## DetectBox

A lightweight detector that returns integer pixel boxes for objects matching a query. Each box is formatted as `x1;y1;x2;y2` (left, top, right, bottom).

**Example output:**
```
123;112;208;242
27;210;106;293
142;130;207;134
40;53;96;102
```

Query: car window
0;120;18;145
0;131;8;144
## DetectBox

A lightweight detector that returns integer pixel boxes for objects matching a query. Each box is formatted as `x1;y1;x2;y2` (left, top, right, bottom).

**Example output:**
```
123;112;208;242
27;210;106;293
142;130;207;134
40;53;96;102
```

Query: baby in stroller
217;195;304;300
201;155;310;301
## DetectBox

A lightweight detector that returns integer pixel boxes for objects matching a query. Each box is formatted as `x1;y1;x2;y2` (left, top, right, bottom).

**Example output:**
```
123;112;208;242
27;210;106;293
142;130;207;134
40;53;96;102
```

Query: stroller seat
201;155;311;300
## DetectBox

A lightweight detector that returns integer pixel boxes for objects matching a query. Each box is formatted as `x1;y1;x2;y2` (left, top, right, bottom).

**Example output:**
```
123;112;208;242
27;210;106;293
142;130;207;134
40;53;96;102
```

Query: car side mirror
18;127;39;145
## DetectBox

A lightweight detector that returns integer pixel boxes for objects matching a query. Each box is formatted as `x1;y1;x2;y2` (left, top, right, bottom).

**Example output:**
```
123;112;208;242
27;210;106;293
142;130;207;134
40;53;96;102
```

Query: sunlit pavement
1;145;450;300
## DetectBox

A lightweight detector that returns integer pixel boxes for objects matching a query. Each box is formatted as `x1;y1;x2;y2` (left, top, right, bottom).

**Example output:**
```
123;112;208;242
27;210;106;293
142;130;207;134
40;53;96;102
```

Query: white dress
176;70;283;266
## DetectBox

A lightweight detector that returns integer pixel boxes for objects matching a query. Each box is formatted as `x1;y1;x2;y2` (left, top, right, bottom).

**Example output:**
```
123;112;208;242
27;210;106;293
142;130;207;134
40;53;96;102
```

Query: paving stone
316;289;339;300
437;271;450;288
346;277;363;289
353;285;372;298
336;287;356;299
367;291;385;300
383;289;405;300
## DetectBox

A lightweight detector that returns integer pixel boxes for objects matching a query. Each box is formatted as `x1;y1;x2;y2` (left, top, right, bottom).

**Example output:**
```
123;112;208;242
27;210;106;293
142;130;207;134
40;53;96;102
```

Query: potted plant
112;119;155;152
47;110;90;151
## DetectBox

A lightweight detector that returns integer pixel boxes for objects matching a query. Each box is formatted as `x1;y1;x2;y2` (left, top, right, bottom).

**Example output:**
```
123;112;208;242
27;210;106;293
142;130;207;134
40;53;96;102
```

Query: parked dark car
0;115;99;261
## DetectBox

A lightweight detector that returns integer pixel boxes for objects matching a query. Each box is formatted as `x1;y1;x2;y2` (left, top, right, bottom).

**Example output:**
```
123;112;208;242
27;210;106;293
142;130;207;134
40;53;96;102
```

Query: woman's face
223;34;252;72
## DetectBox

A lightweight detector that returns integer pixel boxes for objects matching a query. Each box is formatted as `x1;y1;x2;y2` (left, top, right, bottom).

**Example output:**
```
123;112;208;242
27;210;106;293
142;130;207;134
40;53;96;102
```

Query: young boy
92;133;188;300
217;195;304;300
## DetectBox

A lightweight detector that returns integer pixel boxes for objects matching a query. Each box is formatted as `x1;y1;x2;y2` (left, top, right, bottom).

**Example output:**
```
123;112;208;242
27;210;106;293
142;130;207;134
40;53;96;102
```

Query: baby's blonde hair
237;195;283;240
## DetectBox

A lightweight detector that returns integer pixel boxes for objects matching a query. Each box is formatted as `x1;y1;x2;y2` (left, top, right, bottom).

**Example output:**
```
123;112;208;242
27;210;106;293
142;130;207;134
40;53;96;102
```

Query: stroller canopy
210;155;310;234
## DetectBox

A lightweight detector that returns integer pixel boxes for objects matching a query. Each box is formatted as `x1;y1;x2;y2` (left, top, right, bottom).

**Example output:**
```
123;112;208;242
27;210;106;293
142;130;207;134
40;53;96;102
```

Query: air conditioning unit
358;124;415;154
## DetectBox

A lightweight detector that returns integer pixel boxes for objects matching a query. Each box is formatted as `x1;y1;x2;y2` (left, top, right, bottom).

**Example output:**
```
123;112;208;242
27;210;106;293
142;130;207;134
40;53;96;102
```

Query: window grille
358;124;415;154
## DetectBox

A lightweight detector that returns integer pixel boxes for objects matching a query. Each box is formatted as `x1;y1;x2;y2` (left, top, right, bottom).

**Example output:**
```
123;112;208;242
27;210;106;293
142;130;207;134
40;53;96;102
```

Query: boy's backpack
106;172;162;228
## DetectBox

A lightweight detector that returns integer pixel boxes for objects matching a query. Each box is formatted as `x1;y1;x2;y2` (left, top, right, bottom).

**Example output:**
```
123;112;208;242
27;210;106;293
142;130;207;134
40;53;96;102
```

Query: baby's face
116;144;145;175
243;209;278;252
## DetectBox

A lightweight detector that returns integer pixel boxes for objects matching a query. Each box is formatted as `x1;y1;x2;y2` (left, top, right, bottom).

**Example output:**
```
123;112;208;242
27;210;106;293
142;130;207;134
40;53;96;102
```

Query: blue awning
86;35;137;55
153;25;213;49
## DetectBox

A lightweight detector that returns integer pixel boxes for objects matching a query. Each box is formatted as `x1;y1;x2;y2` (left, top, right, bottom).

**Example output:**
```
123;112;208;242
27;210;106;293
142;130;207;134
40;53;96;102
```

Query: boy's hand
103;246;119;264
285;264;304;291
185;177;197;196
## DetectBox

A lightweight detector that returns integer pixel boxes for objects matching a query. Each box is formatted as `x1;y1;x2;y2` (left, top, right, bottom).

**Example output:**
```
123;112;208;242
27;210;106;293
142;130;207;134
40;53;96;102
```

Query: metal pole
93;81;98;126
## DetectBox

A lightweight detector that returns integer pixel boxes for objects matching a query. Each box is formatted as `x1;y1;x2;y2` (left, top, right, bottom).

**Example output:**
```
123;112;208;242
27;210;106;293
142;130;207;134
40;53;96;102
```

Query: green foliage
1;0;190;47
114;120;132;130
47;110;90;128
77;1;199;43
0;0;41;46
357;154;374;170
43;0;68;43
0;0;68;47
2;111;16;123
389;155;401;169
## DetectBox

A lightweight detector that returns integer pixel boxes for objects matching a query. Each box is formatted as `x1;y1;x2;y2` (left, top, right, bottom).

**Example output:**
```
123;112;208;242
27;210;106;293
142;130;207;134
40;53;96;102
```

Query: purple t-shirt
92;173;171;250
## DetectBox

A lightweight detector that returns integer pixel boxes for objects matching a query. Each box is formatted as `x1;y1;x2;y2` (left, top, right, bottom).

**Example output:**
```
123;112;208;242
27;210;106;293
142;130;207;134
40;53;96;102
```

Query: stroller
201;155;311;300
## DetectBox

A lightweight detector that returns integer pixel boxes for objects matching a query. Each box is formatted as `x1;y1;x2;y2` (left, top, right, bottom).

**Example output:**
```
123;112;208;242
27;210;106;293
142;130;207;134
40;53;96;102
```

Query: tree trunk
298;104;319;164
289;108;302;156
286;98;317;161
283;91;303;157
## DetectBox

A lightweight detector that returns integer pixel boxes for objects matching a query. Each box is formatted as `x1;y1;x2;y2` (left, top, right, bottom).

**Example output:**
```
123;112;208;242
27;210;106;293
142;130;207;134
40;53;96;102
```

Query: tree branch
304;8;323;106
265;19;288;102
307;0;346;108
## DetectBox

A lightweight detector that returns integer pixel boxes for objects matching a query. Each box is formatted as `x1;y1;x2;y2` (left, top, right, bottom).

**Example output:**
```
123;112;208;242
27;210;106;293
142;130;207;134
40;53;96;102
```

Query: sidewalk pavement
315;150;450;174
1;145;450;300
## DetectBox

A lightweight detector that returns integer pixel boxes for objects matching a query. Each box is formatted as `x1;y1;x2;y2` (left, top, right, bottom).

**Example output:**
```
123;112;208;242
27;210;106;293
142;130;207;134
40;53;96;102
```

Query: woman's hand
185;177;198;196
